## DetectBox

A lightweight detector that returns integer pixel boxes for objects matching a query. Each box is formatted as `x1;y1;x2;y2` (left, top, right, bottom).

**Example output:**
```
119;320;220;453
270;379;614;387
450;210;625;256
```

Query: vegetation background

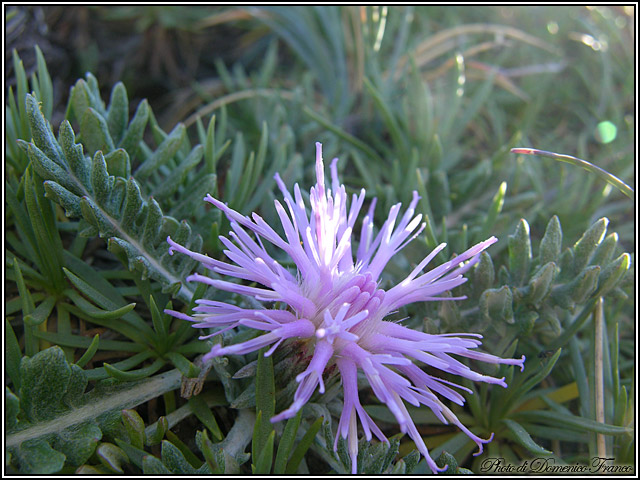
5;5;635;475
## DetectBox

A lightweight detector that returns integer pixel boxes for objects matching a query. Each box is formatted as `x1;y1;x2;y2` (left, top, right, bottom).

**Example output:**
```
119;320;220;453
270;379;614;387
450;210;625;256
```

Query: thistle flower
166;142;525;474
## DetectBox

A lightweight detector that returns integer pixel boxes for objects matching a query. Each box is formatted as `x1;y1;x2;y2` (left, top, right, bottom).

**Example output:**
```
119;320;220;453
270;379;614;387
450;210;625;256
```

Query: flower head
166;143;525;473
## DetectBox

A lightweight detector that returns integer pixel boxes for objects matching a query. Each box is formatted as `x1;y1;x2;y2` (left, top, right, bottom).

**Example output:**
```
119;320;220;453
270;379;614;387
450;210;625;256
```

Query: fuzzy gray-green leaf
508;218;532;286
480;286;514;324
106;82;129;144
81;107;115;155
539;215;562;265
572;217;608;274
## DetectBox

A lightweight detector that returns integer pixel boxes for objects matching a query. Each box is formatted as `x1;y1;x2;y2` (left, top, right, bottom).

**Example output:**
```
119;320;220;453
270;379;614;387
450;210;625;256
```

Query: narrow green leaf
511;148;633;198
285;417;323;474
5;319;22;389
164;432;203;470
75;334;100;368
121;409;146;450
134;123;185;180
119;99;149;154
513;410;632;435
188;395;223;441
104;358;165;381
273;410;302;474
501;419;552;455
64;288;136;321
24;296;56;326
253;347;276;461
253;430;275;474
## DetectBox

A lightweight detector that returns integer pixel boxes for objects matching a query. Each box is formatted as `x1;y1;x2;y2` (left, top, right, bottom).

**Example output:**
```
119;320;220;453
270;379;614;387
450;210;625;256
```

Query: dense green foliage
5;6;634;474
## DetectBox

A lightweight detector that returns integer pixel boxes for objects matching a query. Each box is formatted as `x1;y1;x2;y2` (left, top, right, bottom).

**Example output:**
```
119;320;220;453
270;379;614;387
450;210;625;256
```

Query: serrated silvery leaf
22;95;202;302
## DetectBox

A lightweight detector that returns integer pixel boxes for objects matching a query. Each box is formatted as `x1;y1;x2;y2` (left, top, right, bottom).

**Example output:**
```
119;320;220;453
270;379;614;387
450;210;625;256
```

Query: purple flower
166;142;525;474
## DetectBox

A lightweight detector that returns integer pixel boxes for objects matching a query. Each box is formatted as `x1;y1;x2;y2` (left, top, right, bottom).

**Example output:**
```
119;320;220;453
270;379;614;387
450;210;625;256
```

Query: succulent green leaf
146;416;169;446
121;409;146;450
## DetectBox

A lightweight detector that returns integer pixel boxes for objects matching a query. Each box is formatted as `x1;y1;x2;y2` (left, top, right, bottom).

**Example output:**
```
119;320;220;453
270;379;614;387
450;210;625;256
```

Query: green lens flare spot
595;121;617;144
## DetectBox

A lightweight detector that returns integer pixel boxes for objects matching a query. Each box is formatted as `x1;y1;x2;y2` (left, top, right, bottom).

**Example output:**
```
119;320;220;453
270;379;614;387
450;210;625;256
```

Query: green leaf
253;430;276;474
520;262;556;306
75;334;100;368
121;409;146;450
96;442;129;473
538;215;563;265
106;82;129;144
188;395;223;441
572;217;608;274
596;253;630;295
19;346;72;423
285;416;324;474
513;410;632;436
81;107;115;155
508;218;532;285
160;439;198;473
13;438;66;474
253;347;276;464
134;123;186;180
501;419;552;456
142;453;173;474
24;93;202;303
480;285;514;324
273;410;302;474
